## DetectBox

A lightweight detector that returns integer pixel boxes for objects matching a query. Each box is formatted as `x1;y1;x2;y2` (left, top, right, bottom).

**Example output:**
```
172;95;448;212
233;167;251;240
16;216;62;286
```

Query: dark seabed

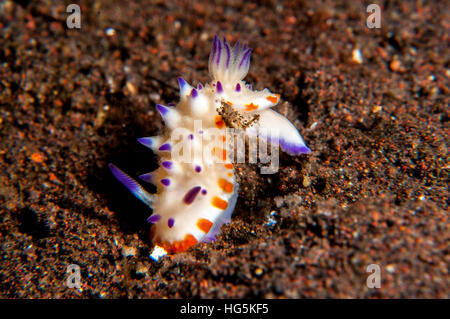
0;0;448;298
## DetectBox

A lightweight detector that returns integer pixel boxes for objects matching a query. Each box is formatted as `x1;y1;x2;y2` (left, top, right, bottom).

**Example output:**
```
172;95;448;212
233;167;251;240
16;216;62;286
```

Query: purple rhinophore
162;161;173;169
168;218;174;228
160;178;170;186
195;165;201;173
158;143;171;151
147;214;161;224
216;81;223;94
190;88;198;98
201;189;207;195
156;104;169;116
183;186;202;205
235;83;241;92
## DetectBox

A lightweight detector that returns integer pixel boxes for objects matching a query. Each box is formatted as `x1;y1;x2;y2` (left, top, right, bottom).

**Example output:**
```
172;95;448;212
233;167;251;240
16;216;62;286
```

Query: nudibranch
109;36;310;260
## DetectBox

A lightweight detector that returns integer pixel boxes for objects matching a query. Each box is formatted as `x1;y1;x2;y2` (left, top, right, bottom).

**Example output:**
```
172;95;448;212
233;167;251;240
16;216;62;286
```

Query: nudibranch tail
109;35;311;260
246;109;311;155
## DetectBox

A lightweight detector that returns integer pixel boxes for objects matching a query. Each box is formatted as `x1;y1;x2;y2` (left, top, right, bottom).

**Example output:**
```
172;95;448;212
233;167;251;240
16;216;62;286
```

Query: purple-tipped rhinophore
191;88;198;98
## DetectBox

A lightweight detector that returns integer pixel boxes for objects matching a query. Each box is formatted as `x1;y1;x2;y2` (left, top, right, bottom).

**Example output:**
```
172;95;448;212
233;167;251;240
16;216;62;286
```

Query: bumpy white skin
109;36;310;257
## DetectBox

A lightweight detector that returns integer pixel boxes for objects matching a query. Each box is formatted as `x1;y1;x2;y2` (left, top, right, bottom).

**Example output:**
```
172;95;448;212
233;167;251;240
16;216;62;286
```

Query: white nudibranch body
109;36;310;259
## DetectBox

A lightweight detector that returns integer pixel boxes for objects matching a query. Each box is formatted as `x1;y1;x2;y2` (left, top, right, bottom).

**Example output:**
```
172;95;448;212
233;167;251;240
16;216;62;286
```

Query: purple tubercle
199;130;204;134
167;102;176;107
160;178;170;186
158;143;171;151
156;104;169;116
201;189;207;195
191;88;198;98
235;83;241;92
188;134;194;140
177;77;188;94
197;83;203;90
137;137;153;148
183;186;202;205
216;81;223;94
162;161;173;169
168;218;174;228
147;214;161;224
195;165;202;173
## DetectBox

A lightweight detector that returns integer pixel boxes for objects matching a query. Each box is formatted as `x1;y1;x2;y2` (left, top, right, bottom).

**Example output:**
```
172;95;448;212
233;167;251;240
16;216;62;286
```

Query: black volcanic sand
0;0;448;298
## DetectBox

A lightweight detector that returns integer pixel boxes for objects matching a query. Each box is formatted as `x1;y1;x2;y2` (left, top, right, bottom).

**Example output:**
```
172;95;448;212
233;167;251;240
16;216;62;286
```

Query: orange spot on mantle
197;218;213;233
245;103;259;111
215;115;225;129
218;178;234;193
224;163;234;169
156;234;198;253
266;95;278;104
212;196;228;210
